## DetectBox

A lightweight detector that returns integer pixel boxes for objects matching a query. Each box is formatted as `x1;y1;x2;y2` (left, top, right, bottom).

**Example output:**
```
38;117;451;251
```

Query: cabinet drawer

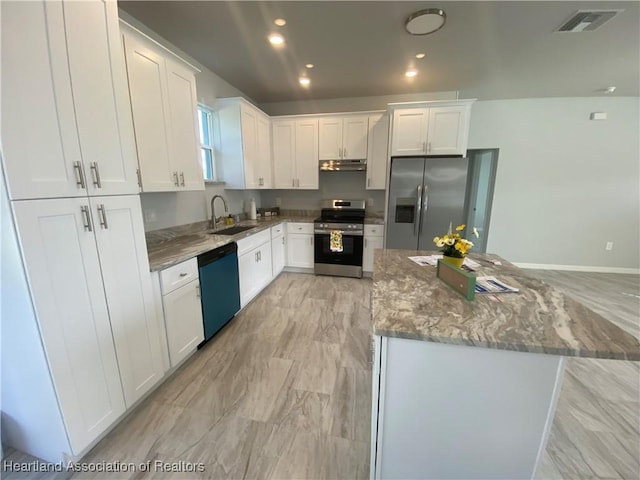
365;224;384;237
236;229;271;256
160;258;198;294
286;222;314;235
271;223;286;239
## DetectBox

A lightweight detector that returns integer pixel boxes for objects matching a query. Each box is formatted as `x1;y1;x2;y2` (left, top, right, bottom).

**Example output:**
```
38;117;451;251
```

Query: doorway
464;149;499;253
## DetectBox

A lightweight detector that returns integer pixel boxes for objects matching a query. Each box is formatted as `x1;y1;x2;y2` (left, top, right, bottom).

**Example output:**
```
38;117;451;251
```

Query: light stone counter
372;249;640;361
145;216;315;271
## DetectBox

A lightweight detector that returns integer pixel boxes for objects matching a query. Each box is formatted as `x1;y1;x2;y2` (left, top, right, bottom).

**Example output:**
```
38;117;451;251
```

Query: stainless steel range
314;199;365;278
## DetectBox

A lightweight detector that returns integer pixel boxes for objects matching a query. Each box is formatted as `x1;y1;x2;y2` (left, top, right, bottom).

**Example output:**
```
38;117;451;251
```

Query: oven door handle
314;230;363;236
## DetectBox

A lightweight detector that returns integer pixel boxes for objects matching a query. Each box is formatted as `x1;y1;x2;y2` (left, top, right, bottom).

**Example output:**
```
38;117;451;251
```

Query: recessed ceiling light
305;63;315;69
415;53;426;59
405;69;418;78
405;9;446;35
268;33;285;47
274;18;286;26
299;77;311;87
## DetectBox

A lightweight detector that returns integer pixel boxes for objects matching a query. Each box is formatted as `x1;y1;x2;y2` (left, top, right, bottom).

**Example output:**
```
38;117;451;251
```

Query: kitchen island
370;249;640;480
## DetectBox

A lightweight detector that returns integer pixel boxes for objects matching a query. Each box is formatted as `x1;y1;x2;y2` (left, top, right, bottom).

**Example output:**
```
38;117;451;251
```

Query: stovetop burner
315;199;366;224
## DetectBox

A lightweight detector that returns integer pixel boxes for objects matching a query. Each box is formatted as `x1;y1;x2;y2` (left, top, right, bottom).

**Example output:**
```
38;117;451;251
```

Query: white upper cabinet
12;198;126;454
121;24;204;192
366;114;390;190
319;115;368;160
165;58;204;190
1;0;139;200
272;118;319;190
390;101;474;157
426;106;471;156
217;98;272;190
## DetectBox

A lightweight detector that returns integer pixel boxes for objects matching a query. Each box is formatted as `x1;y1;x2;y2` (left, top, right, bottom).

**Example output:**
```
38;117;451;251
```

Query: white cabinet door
287;233;314;268
64;0;139;196
255;242;274;292
162;280;204;367
238;240;272;307
272;234;286;278
240;106;259;189
91;195;164;407
238;249;259;308
342;115;369;159
122;31;174;192
256;114;272;188
318;117;342;160
295;118;319;189
366;114;390;190
363;234;384;273
427;106;469;156
1;1;85;199
272;120;296;189
391;108;429;157
165;58;204;191
12;198;126;454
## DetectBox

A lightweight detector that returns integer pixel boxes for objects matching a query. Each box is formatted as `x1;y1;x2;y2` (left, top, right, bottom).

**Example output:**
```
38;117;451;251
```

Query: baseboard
515;263;640;275
283;266;314;274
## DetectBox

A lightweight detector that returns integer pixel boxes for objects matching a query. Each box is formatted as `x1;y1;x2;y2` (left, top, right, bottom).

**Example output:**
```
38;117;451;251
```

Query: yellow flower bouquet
433;223;479;259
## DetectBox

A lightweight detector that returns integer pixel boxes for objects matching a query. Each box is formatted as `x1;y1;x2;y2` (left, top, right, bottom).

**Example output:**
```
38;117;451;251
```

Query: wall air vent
557;10;623;32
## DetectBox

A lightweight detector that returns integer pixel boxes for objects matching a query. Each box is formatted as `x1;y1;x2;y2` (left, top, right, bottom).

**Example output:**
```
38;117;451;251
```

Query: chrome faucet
210;194;229;230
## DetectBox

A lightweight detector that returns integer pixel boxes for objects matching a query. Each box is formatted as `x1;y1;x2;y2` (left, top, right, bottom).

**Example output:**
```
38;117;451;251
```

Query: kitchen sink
209;226;255;236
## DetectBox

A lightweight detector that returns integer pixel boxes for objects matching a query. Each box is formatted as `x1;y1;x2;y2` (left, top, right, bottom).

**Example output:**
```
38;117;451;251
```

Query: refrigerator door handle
414;185;422;236
419;184;428;236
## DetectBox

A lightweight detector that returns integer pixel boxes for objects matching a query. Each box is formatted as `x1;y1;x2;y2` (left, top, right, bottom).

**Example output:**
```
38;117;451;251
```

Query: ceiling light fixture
405;9;446;35
415;53;426;59
268;33;285;47
405;69;418;78
274;18;286;26
604;86;616;93
305;63;314;69
299;77;311;87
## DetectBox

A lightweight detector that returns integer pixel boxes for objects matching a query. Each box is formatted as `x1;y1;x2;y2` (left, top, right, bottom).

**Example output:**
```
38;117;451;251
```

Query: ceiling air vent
557;10;623;32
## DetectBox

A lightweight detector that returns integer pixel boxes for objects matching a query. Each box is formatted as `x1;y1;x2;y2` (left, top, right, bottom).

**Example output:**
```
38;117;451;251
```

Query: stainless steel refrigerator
386;157;469;250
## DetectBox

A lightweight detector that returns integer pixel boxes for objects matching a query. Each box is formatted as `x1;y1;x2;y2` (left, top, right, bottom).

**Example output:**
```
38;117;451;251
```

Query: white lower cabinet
238;234;273;308
271;224;286;278
363;224;385;273
10;195;163;454
159;258;204;367
286;223;314;269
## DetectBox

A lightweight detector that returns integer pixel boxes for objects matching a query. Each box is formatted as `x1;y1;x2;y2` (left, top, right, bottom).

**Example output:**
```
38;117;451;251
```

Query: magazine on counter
408;255;481;272
474;276;519;294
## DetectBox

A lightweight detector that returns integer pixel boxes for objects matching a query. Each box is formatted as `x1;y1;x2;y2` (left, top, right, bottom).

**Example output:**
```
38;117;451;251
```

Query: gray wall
260;91;457;116
468;97;639;269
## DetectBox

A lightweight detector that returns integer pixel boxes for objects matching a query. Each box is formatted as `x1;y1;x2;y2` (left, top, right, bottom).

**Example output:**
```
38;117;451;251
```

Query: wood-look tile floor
3;270;639;479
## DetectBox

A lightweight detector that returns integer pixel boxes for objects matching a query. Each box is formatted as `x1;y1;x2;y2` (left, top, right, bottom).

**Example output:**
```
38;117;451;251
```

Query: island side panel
374;336;565;480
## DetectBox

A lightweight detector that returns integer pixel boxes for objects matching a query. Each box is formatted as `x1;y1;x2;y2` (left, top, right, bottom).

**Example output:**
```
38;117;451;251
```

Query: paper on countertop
408;255;481;271
475;276;519;294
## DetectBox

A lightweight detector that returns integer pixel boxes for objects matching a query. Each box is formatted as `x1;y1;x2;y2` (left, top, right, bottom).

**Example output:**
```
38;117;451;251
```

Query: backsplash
261;171;386;216
140;171;386;231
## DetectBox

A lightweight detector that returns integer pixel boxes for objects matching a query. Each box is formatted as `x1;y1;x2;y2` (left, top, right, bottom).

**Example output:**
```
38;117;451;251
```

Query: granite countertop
372;249;640;361
147;215;386;271
146;216;311;271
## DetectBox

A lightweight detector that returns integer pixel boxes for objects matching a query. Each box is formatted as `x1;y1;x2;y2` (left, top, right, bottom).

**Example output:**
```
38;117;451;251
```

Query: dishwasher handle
198;242;238;267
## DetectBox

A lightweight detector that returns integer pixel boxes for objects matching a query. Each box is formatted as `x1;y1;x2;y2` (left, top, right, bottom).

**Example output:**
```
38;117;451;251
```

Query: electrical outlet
605;241;614;251
275;197;281;207
367;198;374;207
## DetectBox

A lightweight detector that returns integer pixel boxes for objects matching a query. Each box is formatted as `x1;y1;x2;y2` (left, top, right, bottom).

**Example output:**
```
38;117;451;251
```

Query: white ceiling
119;1;640;103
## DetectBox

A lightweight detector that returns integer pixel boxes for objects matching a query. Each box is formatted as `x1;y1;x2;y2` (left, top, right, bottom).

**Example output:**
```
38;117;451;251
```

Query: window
197;105;215;181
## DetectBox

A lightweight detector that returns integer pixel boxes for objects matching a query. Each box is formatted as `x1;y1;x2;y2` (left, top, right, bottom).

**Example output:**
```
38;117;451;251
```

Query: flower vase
442;255;464;268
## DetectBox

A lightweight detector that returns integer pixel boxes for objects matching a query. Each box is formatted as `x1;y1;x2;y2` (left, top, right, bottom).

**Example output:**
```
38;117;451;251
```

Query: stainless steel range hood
319;159;367;171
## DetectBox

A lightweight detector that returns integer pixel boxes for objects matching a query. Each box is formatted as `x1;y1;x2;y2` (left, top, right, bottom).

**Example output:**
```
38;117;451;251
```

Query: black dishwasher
197;243;241;344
